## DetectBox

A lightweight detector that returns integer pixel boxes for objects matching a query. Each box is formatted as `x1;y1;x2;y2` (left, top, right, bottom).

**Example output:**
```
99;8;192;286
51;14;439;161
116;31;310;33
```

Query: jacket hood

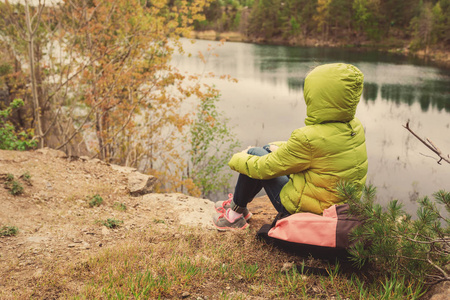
304;63;364;125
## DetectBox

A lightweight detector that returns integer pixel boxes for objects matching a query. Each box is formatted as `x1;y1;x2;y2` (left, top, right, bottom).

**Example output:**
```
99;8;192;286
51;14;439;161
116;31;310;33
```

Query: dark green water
175;39;450;213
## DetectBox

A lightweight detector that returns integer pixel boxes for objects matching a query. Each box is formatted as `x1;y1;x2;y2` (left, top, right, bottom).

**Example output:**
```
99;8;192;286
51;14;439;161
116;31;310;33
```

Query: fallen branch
403;121;450;165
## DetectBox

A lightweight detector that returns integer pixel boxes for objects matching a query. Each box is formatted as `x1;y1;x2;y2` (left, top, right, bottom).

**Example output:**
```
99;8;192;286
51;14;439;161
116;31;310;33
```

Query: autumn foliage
0;0;239;196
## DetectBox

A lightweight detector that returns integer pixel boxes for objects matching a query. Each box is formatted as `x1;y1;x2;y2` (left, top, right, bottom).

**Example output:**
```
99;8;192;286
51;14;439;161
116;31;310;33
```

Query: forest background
195;0;450;61
0;0;449;200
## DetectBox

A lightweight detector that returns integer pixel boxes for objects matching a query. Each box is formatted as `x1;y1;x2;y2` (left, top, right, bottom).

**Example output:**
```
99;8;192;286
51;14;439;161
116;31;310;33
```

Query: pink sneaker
212;209;249;231
214;193;253;220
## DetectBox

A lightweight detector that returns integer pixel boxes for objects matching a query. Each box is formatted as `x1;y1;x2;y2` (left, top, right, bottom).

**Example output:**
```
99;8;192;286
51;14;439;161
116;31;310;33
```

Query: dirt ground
0;148;278;298
2;149;448;299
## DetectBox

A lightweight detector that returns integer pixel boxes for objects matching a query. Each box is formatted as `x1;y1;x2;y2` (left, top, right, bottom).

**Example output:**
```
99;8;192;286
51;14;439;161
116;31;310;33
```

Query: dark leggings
232;146;290;215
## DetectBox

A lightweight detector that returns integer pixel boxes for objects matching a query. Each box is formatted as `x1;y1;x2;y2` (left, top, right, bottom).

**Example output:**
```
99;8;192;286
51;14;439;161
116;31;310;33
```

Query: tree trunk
25;1;44;148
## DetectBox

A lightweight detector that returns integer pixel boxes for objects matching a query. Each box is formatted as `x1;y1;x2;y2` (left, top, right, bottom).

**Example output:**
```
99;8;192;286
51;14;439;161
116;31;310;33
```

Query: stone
89;158;106;165
181;292;190;298
110;164;137;174
33;268;43;278
128;172;157;196
429;281;450;300
36;147;67;158
280;261;295;273
45;181;53;190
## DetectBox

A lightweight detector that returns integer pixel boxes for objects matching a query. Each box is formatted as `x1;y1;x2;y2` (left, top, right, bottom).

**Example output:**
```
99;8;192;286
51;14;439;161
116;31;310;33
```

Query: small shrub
20;171;32;185
0;225;19;237
113;202;127;211
102;218;123;228
9;180;24;195
88;194;103;207
0;99;37;151
4;174;24;196
5;173;14;181
187;94;241;198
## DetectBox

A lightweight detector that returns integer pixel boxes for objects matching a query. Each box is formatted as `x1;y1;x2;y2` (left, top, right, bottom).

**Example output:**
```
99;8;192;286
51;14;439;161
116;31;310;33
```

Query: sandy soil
0;148;277;298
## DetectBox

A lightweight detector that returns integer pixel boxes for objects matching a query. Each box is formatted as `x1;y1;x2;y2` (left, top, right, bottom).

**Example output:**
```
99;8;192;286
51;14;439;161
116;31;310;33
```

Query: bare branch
403;121;450;164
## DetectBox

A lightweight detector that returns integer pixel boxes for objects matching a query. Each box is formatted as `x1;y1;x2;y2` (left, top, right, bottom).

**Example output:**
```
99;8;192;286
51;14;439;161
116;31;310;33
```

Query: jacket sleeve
228;128;312;179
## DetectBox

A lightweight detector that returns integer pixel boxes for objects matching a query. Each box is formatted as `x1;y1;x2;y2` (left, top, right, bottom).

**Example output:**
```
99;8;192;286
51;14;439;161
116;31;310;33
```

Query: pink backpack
257;204;361;259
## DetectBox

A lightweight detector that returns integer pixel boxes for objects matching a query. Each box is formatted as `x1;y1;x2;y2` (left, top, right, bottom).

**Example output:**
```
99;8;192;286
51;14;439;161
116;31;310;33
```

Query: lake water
173;39;450;214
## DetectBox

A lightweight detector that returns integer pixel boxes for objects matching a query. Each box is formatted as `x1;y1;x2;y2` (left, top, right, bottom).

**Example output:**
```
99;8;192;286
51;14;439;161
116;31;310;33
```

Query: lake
173;39;450;214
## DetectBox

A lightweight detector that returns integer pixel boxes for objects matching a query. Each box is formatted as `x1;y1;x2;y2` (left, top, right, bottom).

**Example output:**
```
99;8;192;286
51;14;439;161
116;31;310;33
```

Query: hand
268;144;279;152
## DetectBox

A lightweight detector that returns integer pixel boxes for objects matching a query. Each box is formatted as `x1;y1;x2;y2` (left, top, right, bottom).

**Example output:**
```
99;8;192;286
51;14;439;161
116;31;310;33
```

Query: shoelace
217;193;234;217
223;193;233;206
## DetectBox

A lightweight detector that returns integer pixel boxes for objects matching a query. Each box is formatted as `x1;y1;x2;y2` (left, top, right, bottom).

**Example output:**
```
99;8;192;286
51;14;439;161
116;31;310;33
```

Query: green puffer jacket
228;63;368;215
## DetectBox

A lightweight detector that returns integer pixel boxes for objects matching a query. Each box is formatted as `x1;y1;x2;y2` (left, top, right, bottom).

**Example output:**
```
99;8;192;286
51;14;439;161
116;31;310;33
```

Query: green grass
113;202;127;211
27;227;428;299
88;194;103;207
102;218;123;229
8;180;24;195
0;225;18;237
20;171;32;185
3;174;24;195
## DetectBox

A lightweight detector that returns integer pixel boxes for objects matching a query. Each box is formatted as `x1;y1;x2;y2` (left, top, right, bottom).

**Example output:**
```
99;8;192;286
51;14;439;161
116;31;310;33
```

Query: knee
247;147;269;156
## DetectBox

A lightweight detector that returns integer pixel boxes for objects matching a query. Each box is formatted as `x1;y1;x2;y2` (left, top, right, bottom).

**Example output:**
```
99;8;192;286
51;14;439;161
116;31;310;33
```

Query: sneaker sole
213;222;250;231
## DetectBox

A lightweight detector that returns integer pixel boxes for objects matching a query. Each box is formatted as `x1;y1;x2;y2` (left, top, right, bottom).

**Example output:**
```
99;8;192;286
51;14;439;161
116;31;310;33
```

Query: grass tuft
88;194;103;207
20;171;32;185
102;218;123;229
0;225;19;237
113;202;127;211
4;174;24;195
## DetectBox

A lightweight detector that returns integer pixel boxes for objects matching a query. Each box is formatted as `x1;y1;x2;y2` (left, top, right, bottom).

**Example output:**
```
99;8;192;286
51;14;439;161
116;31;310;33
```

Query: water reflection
363;82;378;102
380;82;450;113
244;44;450;113
287;77;304;92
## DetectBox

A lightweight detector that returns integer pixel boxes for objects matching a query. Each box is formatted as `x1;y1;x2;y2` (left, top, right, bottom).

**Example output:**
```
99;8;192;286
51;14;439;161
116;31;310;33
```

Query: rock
429;281;450;300
26;236;48;243
110;164;137;174
181;291;190;298
280;261;295;273
33;268;43;278
141;193;216;228
67;244;76;248
109;164;156;195
81;242;90;249
45;181;53;190
36;147;67;158
128;172;157;196
89;158;108;165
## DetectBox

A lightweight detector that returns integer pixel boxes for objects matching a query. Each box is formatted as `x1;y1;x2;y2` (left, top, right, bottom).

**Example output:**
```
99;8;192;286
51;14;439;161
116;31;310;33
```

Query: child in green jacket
213;63;368;230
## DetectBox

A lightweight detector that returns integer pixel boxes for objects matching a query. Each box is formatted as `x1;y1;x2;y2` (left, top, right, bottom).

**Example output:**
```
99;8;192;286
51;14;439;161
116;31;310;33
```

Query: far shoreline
190;30;450;69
